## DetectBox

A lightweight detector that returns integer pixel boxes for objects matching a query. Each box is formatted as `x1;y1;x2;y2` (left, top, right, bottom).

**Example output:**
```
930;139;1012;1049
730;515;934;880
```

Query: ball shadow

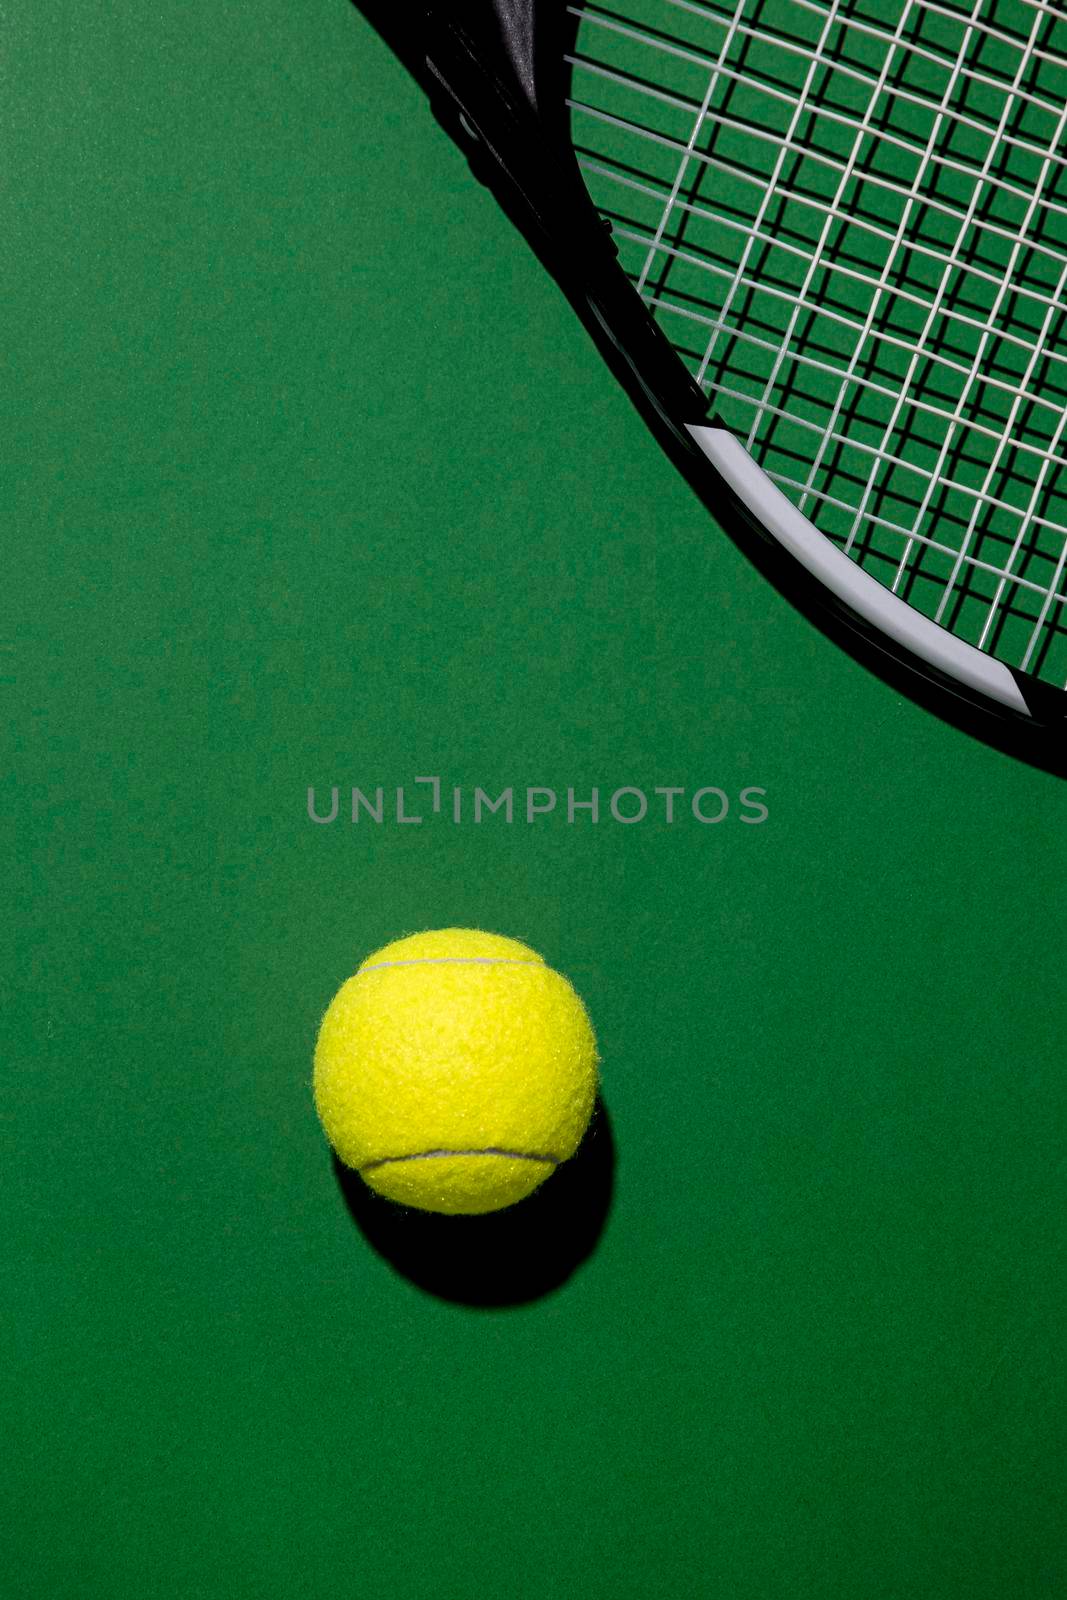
331;1098;615;1308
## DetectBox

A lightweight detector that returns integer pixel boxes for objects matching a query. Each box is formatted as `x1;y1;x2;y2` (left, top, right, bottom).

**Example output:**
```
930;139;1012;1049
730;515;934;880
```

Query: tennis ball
313;928;598;1215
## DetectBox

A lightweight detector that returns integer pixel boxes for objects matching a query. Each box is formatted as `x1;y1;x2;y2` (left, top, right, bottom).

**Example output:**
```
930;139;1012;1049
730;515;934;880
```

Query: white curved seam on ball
360;1147;561;1171
358;957;543;972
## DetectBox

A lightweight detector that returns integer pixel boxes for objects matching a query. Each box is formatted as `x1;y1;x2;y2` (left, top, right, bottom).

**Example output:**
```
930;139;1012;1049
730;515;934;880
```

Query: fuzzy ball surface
313;928;598;1215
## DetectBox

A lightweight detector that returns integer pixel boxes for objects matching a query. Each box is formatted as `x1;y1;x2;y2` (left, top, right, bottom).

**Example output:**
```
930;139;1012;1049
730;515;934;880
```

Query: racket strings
592;164;1066;453
576;96;1067;386
760;0;1066;635
568;0;1067;683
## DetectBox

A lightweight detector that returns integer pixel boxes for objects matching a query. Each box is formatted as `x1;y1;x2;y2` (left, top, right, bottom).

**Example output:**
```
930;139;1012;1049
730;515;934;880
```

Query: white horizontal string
704;373;1061;527
641;284;1065;473
762;467;1067;605
569;63;1067;265
575;4;1067;174
581;156;1067;364
612;226;1067;457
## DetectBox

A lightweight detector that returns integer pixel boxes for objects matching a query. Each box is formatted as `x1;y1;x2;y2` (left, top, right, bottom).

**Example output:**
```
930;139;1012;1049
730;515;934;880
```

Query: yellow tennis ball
313;928;598;1215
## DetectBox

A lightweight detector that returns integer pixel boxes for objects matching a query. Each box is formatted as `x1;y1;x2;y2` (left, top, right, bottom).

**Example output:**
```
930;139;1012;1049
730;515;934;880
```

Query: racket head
363;0;1067;759
569;0;1067;711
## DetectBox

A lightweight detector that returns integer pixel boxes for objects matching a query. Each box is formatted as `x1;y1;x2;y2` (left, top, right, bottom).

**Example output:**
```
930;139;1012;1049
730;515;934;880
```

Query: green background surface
4;3;1065;1597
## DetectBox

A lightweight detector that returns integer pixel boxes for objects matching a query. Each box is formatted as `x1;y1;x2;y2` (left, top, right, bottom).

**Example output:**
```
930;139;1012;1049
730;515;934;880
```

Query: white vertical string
750;0;925;475
843;0;1054;572
634;0;752;298
694;0;849;386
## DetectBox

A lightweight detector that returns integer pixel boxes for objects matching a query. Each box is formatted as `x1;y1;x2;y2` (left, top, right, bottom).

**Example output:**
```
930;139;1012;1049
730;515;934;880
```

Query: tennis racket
358;0;1067;731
